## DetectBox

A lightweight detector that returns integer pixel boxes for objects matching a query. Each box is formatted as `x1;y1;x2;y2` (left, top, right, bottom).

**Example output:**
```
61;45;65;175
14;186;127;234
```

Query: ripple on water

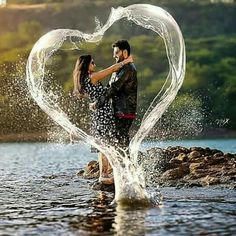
1;143;236;235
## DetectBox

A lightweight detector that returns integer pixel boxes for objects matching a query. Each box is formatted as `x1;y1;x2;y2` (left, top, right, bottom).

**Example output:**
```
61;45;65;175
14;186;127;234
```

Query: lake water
0;140;236;235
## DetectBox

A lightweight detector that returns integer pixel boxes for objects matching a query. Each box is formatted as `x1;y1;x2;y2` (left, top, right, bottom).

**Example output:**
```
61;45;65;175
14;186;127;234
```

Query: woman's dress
83;76;117;151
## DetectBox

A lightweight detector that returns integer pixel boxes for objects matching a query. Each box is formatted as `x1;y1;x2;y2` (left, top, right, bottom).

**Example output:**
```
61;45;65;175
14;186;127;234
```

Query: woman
72;54;133;185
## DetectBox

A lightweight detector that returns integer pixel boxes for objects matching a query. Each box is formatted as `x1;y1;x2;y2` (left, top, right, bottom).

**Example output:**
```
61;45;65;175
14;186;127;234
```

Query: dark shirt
96;63;137;119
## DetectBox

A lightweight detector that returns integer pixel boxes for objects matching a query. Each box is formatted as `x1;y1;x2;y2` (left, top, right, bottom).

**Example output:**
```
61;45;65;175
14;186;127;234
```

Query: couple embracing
73;40;137;187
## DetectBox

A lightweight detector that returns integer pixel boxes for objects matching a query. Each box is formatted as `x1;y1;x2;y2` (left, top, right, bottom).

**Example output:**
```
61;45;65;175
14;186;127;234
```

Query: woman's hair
73;54;92;97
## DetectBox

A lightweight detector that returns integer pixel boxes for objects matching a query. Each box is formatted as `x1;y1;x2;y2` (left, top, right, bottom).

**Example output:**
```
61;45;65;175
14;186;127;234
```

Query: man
94;40;137;186
97;39;137;151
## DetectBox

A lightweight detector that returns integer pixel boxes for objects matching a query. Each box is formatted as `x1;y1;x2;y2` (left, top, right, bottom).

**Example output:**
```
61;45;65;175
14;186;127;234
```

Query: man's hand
89;102;97;111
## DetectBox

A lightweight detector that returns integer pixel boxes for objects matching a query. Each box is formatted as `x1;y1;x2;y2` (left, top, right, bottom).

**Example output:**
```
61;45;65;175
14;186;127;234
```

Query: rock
147;147;163;155
176;153;188;162
226;169;236;176
166;146;189;157
185;181;203;187
189;169;209;179
189;157;204;163
179;163;190;175
213;152;224;158
224;153;234;159
90;180;115;192
204;147;213;156
169;158;182;168
189;162;205;172
76;169;85;176
83;160;99;178
161;167;185;180
143;148;172;173
206;156;225;165
190;147;205;153
229;185;236;190
78;146;236;189
201;176;220;186
188;151;202;160
211;149;224;155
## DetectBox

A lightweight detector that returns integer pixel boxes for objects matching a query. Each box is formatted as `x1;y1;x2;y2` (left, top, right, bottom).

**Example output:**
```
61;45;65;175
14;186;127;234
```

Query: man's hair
112;39;131;56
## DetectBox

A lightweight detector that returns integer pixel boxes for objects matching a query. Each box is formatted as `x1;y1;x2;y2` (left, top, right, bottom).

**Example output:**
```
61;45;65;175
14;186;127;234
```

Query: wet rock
168;158;183;168
188;151;201;160
80;160;99;178
190;169;209;179
213;152;224;158
201;176;220;186
161;167;185;180
79;146;236;189
189;162;205;172
185;180;203;187
226;169;236;176
176;153;188;162
90;180;115;192
229;185;236;190
86;160;99;172
224;153;234;159
211;149;223;155
144;147;172;173
166;146;189;157
206;156;225;165
180;163;190;174
189;147;205;155
77;169;85;176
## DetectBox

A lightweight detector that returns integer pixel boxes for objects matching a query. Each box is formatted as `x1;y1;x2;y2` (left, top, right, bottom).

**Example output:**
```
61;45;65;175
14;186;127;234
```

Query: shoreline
0;129;236;143
78;146;236;190
0;132;49;143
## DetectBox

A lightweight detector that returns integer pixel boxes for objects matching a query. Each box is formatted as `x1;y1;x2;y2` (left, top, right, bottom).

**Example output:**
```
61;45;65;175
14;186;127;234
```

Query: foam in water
26;4;186;205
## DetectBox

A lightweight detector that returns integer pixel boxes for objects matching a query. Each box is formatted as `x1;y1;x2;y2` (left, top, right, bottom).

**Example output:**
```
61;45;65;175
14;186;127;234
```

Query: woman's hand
124;55;134;64
113;55;134;72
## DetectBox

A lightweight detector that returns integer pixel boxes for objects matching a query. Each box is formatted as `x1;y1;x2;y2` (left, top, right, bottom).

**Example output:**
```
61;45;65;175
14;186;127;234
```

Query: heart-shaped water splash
26;4;185;204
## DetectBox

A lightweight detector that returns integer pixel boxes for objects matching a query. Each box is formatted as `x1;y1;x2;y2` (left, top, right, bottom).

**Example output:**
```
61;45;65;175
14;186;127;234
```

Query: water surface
0;142;235;235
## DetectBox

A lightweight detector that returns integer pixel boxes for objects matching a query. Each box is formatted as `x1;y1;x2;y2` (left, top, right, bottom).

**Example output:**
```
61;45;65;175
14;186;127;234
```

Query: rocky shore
78;146;236;189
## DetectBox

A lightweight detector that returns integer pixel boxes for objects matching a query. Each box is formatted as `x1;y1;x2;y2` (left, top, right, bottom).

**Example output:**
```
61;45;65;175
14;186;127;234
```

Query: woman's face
88;59;96;73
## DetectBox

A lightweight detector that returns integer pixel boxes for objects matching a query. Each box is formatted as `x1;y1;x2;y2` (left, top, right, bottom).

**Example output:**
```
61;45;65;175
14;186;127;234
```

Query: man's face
113;46;124;63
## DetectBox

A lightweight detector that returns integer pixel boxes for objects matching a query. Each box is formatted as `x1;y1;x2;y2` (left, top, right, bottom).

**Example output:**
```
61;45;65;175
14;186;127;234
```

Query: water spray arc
26;4;185;205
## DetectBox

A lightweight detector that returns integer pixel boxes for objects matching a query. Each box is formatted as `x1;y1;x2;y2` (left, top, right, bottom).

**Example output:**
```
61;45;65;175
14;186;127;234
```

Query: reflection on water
0;143;236;235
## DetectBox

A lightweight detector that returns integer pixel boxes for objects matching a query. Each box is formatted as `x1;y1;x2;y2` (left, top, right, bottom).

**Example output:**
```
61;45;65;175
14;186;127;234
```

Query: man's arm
96;65;132;109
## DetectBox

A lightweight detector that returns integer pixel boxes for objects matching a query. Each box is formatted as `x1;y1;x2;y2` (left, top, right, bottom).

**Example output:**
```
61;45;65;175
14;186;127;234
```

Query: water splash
26;4;185;205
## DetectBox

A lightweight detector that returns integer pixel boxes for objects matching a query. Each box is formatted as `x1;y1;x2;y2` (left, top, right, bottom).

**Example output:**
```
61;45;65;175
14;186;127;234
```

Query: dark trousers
114;117;133;151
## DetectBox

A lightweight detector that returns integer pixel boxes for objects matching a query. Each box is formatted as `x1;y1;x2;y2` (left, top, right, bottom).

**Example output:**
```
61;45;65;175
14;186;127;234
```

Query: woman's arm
72;69;80;96
90;56;133;85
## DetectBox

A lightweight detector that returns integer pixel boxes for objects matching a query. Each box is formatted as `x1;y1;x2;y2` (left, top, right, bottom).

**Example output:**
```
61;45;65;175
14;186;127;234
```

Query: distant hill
0;0;236;38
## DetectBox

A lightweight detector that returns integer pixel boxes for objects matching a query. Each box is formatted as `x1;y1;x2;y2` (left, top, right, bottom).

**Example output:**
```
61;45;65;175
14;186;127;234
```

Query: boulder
78;146;236;189
161;167;185;180
201;175;220;186
188;150;202;160
176;153;188;162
